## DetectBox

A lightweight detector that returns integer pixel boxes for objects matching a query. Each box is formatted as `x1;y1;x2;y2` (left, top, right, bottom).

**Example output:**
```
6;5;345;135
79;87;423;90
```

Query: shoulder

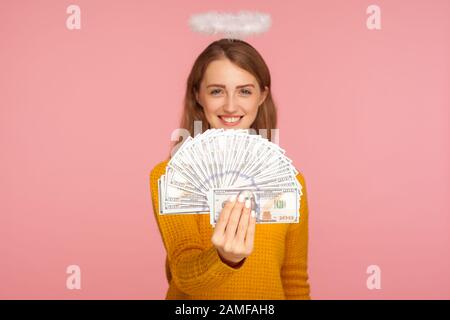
294;168;309;204
294;169;307;189
150;159;170;183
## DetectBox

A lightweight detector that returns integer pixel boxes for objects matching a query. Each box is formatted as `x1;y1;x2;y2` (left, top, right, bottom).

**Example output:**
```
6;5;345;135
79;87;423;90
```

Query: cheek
202;104;220;119
202;97;223;114
241;100;260;115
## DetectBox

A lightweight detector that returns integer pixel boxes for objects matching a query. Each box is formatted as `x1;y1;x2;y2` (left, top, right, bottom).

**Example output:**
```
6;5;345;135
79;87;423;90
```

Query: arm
281;172;311;300
149;161;243;296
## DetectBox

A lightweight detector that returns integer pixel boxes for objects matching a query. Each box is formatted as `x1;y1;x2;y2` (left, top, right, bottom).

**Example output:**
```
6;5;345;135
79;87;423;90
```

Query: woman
149;38;311;299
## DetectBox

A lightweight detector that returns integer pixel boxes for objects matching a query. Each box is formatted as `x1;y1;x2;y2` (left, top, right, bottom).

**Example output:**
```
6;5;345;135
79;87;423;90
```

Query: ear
259;86;269;106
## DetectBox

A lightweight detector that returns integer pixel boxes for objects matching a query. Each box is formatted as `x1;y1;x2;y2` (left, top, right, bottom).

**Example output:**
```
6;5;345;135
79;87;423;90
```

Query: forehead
203;59;256;86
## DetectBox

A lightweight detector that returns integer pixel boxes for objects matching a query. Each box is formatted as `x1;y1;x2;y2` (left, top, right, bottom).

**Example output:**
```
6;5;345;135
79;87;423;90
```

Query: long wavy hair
169;38;278;159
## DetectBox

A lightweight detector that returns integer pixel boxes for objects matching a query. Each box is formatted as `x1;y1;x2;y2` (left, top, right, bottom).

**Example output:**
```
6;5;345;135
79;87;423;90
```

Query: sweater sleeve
281;172;311;300
149;161;245;296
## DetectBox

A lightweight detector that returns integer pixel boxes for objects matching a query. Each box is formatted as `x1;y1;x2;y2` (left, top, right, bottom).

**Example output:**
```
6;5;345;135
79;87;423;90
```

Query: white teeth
221;117;241;123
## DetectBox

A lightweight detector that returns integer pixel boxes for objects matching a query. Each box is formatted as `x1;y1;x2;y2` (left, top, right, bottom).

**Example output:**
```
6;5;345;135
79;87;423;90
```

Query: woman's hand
211;192;257;267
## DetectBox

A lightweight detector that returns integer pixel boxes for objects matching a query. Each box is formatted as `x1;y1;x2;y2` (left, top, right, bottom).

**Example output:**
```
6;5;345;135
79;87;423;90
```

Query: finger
235;198;252;243
224;192;246;240
214;195;237;237
244;210;257;248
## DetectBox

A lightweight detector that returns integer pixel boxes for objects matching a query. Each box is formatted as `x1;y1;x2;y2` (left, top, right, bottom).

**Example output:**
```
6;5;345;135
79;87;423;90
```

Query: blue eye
210;88;252;96
210;89;222;95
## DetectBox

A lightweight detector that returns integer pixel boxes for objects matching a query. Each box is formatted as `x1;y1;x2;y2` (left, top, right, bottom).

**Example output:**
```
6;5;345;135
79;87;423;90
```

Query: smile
218;115;244;126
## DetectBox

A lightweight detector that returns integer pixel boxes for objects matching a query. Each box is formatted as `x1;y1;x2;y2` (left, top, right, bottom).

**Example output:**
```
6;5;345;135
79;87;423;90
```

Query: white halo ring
189;11;272;40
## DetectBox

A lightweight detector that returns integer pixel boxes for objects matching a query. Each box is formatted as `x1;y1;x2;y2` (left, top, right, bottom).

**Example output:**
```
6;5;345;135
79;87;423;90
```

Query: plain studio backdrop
0;0;449;299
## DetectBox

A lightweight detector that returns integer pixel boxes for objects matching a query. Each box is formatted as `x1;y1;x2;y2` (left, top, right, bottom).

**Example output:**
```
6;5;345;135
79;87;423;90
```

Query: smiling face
195;58;269;129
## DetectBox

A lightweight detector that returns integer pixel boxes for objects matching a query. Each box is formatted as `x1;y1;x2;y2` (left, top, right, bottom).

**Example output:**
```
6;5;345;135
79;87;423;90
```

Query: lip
218;115;244;127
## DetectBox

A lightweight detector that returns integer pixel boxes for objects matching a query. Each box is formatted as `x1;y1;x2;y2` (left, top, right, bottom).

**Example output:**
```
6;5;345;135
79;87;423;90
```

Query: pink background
1;0;449;299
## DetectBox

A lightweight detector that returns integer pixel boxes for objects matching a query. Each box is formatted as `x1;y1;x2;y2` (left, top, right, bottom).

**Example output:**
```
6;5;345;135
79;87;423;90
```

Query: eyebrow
206;83;255;89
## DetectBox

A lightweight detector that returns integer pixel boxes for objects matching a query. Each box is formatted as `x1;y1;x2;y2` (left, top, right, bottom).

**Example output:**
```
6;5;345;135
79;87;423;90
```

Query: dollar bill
209;187;300;226
157;129;303;221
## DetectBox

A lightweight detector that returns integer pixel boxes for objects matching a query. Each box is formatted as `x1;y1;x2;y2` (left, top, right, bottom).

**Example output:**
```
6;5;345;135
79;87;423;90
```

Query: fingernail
245;199;251;208
238;194;245;203
229;195;237;202
251;210;256;218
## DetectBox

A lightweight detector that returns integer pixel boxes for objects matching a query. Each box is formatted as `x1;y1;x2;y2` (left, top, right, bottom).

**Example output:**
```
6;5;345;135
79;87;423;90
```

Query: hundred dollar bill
158;176;209;214
209;187;300;226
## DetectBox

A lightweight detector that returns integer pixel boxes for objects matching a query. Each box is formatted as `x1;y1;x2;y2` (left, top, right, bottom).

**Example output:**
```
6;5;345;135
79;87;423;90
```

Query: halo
189;10;272;40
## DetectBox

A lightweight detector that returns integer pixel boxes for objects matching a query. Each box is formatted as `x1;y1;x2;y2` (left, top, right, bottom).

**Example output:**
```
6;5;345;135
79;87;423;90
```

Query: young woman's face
195;58;269;129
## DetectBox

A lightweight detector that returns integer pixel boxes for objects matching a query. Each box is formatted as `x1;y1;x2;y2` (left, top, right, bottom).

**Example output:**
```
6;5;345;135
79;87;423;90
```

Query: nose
223;95;239;113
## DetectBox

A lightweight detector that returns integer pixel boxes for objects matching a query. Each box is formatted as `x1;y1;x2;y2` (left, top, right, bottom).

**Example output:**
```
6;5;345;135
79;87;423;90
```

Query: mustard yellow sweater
149;159;311;300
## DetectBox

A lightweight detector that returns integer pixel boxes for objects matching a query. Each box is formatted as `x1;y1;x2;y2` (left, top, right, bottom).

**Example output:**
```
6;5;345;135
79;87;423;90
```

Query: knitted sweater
149;159;311;300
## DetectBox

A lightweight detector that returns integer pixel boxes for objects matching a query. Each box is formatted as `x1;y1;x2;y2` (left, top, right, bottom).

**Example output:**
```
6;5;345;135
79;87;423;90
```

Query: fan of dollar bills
158;128;303;225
